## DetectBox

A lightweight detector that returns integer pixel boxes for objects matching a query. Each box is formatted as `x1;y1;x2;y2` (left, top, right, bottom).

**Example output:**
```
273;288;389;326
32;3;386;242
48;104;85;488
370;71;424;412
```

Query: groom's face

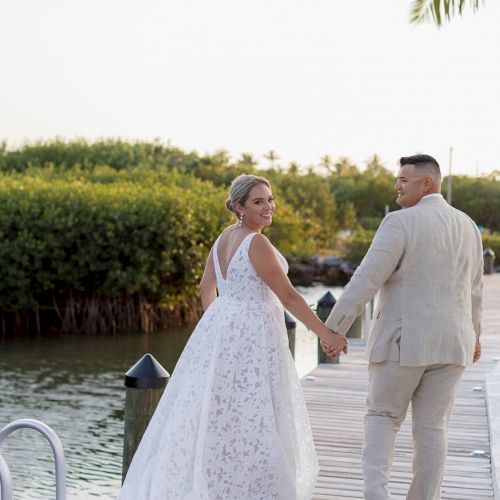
395;165;427;208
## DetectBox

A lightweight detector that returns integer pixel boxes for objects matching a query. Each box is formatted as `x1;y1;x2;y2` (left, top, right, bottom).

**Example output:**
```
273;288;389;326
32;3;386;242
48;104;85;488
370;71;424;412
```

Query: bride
117;174;347;500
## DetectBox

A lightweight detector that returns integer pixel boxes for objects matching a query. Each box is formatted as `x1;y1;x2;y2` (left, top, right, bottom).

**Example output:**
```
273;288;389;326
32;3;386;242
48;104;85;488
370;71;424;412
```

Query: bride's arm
199;247;217;311
249;234;346;352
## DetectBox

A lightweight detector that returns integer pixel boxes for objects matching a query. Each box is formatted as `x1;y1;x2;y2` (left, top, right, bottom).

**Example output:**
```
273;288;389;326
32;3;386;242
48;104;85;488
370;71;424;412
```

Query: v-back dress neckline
214;232;256;281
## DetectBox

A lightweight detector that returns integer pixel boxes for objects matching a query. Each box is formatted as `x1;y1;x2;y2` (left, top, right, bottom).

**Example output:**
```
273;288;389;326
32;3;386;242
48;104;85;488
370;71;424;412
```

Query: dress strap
241;232;258;256
212;235;224;283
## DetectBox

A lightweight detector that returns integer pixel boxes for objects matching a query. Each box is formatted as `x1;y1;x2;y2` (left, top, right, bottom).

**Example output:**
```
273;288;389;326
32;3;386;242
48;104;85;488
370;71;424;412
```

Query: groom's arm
471;228;483;363
325;213;405;335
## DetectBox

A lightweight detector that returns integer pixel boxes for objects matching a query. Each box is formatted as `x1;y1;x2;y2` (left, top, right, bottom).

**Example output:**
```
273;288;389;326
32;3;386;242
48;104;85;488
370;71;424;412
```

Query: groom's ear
423;176;433;191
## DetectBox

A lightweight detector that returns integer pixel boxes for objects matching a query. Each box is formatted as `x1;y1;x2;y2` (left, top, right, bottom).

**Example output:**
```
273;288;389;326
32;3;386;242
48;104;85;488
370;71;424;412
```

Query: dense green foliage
4;139;498;229
443;176;500;232
0;139;498;334
0;170;228;334
0;171;224;309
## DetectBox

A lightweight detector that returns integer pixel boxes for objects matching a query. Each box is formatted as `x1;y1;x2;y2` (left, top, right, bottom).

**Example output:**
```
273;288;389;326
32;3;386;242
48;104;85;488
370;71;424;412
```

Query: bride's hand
320;332;347;357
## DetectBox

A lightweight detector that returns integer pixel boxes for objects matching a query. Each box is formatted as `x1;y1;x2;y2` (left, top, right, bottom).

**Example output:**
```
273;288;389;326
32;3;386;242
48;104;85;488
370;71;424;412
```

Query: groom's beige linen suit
326;194;483;500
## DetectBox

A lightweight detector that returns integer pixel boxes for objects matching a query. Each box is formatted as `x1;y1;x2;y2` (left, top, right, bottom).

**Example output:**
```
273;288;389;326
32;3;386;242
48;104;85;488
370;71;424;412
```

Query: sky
1;0;499;176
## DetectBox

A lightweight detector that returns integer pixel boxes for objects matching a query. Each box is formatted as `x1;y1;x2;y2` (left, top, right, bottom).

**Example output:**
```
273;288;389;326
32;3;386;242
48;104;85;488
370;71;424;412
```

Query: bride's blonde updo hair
226;174;271;218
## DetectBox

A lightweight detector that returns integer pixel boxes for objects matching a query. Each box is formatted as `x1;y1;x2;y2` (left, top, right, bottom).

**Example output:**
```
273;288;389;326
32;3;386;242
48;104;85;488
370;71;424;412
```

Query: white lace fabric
118;233;319;499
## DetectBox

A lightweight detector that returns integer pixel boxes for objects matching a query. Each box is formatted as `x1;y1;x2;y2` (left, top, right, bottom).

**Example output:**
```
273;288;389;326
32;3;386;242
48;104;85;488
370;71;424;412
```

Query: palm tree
410;0;483;26
239;153;258;168
334;157;359;176
319;154;334;175
365;154;391;176
288;162;300;175
263;150;280;170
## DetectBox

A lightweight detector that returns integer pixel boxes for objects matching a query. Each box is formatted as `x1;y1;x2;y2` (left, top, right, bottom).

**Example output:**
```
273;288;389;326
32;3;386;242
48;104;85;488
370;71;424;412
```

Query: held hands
320;332;348;359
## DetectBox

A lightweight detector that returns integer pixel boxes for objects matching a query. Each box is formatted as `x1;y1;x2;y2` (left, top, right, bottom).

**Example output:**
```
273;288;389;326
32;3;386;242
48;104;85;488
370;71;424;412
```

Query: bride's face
238;183;275;230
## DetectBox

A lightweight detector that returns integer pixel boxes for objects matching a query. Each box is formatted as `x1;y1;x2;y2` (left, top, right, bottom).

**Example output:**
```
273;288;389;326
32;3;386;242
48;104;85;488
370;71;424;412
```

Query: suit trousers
363;361;464;500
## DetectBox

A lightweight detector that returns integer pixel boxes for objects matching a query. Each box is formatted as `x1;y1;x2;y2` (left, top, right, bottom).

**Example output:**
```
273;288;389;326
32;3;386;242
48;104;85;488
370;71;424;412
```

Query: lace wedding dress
117;232;319;500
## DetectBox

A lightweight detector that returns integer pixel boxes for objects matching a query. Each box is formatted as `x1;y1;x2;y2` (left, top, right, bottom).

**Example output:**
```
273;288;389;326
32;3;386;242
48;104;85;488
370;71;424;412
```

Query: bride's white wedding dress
117;232;319;499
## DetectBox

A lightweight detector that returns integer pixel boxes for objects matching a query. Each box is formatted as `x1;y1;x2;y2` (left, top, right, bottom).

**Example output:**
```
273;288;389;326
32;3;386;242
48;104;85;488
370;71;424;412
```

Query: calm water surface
0;285;342;499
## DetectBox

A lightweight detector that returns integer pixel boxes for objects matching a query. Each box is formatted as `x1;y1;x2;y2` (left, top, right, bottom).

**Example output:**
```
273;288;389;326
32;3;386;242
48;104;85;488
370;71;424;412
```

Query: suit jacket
325;195;483;366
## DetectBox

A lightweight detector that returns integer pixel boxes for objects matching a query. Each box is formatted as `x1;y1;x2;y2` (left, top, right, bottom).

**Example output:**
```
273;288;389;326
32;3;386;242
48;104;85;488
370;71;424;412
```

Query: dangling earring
238;213;243;227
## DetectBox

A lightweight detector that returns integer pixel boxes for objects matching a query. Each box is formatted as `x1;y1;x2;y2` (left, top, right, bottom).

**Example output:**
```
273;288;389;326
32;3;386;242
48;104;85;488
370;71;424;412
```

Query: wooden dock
303;273;500;500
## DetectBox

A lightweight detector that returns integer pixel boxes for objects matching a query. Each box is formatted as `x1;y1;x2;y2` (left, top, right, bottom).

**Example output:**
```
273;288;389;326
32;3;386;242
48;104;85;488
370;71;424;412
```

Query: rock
288;255;357;287
288;260;317;286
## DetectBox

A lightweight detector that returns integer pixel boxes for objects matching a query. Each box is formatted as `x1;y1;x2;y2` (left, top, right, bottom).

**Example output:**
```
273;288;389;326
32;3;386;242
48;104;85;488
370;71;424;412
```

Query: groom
322;154;483;499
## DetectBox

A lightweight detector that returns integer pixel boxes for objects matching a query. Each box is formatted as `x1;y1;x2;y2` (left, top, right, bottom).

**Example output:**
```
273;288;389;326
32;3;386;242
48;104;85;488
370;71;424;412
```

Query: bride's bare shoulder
248;233;274;255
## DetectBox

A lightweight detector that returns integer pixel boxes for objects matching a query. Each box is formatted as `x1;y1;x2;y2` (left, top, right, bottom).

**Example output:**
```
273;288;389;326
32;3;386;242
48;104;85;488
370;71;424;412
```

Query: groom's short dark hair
399;154;441;181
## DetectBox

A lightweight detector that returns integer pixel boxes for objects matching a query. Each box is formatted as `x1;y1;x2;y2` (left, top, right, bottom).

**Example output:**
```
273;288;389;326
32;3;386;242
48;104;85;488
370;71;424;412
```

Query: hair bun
225;198;234;213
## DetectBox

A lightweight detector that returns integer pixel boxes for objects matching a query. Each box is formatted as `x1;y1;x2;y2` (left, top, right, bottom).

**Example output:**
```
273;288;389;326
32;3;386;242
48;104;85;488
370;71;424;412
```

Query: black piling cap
124;353;170;389
284;311;296;329
317;291;336;307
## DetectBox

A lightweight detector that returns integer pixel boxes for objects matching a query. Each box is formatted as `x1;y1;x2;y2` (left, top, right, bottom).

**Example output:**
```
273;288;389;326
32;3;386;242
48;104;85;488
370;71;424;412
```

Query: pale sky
1;1;499;176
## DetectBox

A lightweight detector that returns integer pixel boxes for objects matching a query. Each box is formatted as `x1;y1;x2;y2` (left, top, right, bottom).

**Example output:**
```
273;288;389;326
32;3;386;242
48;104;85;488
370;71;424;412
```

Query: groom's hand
473;340;481;363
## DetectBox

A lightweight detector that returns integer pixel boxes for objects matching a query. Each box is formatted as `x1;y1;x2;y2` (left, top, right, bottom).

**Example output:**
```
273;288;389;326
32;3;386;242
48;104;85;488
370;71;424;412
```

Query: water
0;285;343;499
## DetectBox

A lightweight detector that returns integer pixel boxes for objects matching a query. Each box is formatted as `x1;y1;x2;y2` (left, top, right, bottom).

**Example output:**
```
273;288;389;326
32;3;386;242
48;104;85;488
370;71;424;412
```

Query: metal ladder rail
0;419;66;500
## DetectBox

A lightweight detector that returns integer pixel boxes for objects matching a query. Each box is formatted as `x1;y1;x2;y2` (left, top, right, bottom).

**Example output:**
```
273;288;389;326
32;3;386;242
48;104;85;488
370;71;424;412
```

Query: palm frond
409;0;484;27
409;0;430;24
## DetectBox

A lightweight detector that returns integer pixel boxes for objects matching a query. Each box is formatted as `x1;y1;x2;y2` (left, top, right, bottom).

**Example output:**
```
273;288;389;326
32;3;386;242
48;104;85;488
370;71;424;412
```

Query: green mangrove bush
0;171;227;335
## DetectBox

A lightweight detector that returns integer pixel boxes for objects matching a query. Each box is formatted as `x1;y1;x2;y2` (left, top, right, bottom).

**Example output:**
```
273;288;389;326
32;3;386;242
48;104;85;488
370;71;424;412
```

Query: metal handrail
0;419;66;500
0;455;12;500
